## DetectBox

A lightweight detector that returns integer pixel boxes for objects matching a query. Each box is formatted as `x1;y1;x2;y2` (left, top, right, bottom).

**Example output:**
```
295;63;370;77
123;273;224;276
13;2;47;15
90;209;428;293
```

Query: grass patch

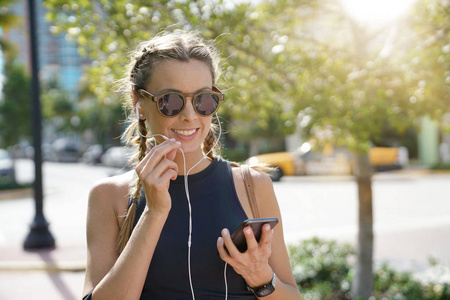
431;163;450;171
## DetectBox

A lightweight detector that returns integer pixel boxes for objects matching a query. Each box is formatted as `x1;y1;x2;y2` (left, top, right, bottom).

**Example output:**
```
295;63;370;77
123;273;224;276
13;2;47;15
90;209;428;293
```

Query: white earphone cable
224;262;229;300
183;113;222;300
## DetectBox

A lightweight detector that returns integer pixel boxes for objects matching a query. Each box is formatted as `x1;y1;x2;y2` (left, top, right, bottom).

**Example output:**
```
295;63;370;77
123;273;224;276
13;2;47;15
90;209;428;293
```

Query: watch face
256;286;275;297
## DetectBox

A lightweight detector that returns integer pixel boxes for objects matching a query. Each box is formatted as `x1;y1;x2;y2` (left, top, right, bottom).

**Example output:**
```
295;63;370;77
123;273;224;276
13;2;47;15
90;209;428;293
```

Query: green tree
408;0;449;124
77;77;125;146
41;79;76;133
0;0;20;57
211;0;321;154
0;60;31;147
279;1;449;298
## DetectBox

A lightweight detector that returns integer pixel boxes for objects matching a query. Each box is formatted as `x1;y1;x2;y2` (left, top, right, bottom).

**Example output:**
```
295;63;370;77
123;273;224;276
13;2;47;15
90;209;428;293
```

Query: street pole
23;0;55;250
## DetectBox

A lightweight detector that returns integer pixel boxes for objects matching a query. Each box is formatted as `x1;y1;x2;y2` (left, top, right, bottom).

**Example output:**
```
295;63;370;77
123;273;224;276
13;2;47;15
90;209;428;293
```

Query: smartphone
230;218;279;253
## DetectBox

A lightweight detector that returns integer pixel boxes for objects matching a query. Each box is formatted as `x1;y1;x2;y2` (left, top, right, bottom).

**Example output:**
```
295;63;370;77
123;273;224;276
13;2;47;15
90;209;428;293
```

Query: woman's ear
131;92;146;120
131;90;139;107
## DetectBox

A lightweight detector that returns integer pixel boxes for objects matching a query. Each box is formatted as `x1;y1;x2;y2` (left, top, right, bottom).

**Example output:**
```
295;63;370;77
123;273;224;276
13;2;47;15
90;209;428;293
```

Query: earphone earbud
135;103;140;118
136;102;146;119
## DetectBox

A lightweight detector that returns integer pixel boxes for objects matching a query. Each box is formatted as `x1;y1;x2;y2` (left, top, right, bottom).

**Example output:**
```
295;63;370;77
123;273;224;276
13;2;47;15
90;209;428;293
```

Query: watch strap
246;271;277;297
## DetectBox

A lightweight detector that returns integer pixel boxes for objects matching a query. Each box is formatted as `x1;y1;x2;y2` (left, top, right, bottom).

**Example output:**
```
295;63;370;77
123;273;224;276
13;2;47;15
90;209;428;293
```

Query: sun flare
341;0;417;25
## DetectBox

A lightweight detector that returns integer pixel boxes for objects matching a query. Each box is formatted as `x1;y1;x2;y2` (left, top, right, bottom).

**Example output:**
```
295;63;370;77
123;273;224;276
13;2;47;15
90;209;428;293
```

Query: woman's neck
173;149;212;176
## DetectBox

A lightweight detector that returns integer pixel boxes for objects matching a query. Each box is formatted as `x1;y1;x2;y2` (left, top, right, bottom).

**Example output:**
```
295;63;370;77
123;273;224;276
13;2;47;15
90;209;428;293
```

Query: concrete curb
280;169;450;183
0;261;86;272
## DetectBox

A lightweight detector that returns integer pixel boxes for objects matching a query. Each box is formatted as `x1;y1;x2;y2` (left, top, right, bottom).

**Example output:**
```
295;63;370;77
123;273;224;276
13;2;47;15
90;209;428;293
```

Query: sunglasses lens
158;93;184;116
194;93;220;116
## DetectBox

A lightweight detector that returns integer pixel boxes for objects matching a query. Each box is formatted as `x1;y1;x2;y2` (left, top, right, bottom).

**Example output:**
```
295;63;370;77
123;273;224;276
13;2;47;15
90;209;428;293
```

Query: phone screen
230;218;279;252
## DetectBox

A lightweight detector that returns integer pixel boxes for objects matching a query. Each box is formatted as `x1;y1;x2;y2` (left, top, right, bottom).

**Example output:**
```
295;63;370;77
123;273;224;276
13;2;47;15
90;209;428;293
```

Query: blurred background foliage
42;0;321;154
0;0;28;148
0;59;31;147
40;0;449;158
0;0;20;54
0;0;447;156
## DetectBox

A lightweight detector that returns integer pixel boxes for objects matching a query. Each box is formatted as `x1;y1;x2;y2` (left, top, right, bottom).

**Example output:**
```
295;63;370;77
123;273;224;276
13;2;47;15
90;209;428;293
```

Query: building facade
5;0;88;99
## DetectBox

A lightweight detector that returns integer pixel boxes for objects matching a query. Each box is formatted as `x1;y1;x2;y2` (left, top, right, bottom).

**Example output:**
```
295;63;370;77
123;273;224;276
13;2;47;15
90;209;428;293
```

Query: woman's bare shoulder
90;171;133;195
88;171;134;213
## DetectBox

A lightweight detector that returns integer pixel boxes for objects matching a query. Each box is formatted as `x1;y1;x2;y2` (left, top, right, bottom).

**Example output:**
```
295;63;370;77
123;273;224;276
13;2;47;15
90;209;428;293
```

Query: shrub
289;237;354;299
289;238;450;300
0;178;31;191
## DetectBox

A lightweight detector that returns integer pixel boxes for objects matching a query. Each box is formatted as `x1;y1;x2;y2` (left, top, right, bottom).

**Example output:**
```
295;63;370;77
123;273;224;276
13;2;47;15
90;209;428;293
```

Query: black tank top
132;157;257;299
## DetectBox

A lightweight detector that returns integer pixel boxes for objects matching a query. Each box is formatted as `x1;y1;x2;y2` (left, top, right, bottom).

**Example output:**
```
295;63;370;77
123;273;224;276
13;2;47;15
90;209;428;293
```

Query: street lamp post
23;0;55;250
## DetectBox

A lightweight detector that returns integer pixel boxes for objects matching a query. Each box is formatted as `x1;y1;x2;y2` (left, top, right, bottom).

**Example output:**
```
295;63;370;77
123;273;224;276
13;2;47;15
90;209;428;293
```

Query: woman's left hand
217;223;274;288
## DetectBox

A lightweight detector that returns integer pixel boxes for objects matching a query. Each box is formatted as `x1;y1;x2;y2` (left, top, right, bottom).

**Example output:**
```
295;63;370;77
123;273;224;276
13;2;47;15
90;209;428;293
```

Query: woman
82;31;301;300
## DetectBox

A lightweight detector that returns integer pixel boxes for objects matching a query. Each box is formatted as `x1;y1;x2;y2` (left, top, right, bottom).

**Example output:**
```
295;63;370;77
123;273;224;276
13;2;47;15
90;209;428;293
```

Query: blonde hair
116;31;222;253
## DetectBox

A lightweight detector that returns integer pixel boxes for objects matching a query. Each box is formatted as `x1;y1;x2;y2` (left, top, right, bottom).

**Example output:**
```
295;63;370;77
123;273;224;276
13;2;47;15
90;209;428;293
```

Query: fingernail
217;237;223;245
170;138;175;141
244;227;252;234
175;141;181;145
222;229;229;236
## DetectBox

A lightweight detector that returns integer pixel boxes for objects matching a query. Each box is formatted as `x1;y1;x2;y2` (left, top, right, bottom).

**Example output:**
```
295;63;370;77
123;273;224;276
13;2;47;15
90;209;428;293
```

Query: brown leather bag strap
241;165;260;219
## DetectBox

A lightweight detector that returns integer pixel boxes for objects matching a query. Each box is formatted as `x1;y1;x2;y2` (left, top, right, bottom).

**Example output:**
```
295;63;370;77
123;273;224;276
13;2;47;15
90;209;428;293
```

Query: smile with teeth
173;129;197;136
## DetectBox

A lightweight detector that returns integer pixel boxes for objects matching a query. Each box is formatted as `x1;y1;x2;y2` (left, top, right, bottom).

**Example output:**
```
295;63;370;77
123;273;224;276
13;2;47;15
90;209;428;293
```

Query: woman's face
140;59;214;155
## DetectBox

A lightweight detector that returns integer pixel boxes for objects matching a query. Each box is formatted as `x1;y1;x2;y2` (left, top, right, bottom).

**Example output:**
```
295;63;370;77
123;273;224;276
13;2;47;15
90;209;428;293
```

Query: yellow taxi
246;143;409;181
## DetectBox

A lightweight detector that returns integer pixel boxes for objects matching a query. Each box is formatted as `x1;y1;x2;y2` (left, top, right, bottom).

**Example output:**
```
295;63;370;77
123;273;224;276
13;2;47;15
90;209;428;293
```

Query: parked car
246;144;409;181
49;138;80;163
0;149;15;182
23;143;54;161
82;144;104;165
101;146;134;168
369;146;409;172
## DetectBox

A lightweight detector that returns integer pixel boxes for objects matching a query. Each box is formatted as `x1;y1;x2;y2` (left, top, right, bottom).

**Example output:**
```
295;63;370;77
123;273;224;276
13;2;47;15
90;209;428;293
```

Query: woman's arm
82;139;180;300
83;183;169;299
219;168;301;299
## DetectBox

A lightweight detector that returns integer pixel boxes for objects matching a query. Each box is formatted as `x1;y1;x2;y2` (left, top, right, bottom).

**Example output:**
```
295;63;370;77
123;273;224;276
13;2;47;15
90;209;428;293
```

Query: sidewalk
0;160;93;300
0;194;87;300
0;243;87;300
0;244;86;272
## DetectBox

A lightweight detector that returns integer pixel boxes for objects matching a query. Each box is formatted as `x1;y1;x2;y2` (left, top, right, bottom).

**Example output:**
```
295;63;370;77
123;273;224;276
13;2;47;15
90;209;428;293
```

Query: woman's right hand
135;138;181;214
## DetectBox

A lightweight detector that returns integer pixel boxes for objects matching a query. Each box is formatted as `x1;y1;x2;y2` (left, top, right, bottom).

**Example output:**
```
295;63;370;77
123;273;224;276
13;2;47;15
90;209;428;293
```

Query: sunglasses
137;86;225;117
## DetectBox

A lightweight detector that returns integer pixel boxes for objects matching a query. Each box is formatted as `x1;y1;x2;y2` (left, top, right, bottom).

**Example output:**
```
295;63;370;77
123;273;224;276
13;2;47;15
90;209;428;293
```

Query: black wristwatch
246;271;277;297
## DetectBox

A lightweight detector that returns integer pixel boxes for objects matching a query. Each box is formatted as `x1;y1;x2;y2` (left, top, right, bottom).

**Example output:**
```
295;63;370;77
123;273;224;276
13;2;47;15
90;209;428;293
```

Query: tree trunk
351;153;374;299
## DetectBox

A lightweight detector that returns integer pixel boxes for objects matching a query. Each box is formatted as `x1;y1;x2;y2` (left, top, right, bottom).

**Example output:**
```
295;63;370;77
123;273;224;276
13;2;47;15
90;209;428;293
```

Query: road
276;174;450;273
0;159;125;248
2;160;450;272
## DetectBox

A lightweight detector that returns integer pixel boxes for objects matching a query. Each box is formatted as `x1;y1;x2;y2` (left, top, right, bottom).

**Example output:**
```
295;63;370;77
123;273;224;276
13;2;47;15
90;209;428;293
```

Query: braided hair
116;31;222;253
116;119;148;253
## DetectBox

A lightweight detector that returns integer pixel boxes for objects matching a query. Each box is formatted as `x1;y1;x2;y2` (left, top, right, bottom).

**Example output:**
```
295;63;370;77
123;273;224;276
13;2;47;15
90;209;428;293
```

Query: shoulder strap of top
241;165;260;219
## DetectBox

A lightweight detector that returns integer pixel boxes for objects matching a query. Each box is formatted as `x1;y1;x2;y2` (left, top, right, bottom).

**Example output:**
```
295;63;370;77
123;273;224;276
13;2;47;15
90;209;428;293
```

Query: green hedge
0;178;32;191
289;238;450;300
